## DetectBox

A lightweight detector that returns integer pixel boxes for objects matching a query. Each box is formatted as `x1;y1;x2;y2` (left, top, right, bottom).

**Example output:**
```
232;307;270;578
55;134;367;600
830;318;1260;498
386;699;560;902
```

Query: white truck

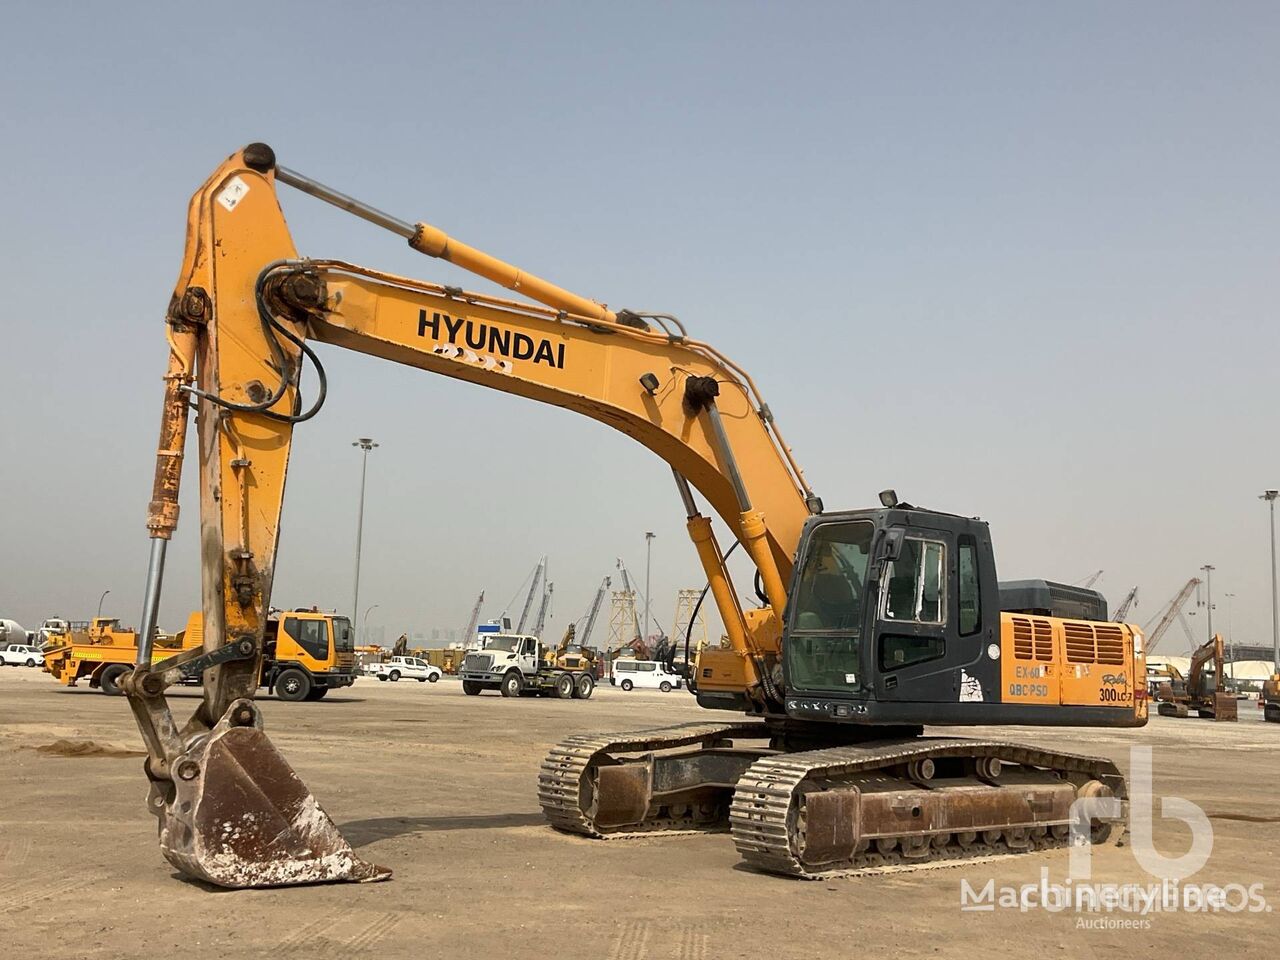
0;619;30;649
458;633;595;699
372;656;442;683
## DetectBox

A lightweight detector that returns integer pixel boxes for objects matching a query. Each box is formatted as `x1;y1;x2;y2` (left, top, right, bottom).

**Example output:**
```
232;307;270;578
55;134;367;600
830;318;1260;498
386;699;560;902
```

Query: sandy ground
1;666;1277;959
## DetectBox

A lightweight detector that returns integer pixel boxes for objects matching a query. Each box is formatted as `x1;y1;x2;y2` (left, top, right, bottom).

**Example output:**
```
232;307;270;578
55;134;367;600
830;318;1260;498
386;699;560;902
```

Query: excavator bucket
153;700;390;888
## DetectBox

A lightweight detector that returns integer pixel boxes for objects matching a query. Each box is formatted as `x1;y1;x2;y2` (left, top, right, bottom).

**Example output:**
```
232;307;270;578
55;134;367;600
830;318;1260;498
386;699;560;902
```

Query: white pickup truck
372;656;442;683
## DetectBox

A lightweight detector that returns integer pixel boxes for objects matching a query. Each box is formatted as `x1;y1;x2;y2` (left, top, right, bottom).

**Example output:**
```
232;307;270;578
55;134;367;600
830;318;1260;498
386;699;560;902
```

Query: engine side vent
1012;617;1034;659
1064;622;1096;663
1094;624;1126;664
1033;619;1054;661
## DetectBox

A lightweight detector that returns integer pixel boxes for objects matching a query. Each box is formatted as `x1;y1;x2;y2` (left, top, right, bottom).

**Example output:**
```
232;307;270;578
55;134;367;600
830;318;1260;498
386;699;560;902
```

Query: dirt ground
1;667;1277;959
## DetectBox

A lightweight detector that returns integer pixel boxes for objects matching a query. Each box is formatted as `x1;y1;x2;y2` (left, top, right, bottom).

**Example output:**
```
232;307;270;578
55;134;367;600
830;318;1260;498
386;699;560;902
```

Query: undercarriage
538;721;1127;878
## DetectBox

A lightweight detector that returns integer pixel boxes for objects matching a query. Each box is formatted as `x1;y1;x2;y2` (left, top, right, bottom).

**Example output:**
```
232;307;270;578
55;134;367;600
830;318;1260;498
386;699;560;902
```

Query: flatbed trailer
42;618;198;695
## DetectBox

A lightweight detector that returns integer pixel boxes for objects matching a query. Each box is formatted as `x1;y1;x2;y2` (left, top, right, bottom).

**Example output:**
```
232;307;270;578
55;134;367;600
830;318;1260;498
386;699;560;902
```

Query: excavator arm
124;144;817;887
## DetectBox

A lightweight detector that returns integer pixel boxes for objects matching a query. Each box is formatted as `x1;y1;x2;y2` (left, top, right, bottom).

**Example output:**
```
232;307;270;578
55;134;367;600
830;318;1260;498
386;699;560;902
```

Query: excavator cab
779;507;1005;725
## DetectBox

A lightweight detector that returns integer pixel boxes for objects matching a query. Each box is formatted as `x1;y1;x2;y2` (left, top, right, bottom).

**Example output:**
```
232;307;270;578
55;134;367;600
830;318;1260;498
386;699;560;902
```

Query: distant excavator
122;144;1146;889
1153;634;1237;721
1264;673;1280;723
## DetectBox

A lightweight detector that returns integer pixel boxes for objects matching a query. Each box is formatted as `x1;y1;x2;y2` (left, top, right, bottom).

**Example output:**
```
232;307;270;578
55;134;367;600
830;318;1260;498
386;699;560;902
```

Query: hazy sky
2;1;1277;656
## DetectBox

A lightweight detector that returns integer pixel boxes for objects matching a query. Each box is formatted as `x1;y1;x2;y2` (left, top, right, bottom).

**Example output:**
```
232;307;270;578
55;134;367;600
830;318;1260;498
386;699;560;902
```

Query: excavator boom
124;144;814;887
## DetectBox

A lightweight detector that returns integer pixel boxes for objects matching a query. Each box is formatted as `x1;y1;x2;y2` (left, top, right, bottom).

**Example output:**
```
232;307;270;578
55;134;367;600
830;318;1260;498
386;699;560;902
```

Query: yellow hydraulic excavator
1153;634;1237;721
123;144;1146;888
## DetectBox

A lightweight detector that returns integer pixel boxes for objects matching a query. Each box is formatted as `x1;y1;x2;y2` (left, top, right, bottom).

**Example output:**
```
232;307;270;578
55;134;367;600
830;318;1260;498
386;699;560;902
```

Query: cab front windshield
332;617;353;653
785;520;873;692
483;636;522;654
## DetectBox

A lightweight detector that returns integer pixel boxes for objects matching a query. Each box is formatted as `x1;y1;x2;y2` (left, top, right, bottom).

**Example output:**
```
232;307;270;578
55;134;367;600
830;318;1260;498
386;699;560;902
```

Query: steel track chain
537;720;772;836
730;738;1123;878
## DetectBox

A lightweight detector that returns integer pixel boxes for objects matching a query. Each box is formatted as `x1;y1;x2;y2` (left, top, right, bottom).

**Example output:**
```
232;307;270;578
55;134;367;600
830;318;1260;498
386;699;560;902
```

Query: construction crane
122;144;1145;890
1142;578;1201;654
578;576;610;648
531;581;554;640
459;590;484;646
614;558;643;642
515;556;546;634
1076;570;1104;589
1112;587;1138;623
615;556;670;644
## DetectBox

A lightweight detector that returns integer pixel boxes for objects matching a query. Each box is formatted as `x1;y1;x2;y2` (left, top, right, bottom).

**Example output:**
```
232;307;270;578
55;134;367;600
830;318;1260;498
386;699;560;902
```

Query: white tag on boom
216;176;250;212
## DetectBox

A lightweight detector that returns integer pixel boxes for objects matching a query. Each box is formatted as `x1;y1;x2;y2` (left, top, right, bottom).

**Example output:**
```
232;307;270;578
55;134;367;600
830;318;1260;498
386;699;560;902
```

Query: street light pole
97;589;110;618
1263;490;1279;672
1200;564;1215;642
362;603;380;645
1224;593;1236;662
643;532;655;644
352;438;379;626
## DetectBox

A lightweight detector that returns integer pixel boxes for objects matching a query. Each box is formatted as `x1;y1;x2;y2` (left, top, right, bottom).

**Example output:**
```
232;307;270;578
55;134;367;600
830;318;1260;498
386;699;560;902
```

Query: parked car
610;658;683;692
2;643;44;667
372;656;442;683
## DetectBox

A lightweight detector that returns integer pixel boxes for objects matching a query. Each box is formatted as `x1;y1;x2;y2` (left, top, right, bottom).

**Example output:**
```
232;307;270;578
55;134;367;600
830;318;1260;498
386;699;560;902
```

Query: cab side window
878;537;947;672
881;539;946;625
284;617;329;660
958;535;981;636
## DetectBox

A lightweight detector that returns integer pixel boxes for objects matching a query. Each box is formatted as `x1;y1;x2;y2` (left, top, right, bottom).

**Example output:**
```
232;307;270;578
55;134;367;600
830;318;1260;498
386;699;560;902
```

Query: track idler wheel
152;699;390;888
1076;779;1116;845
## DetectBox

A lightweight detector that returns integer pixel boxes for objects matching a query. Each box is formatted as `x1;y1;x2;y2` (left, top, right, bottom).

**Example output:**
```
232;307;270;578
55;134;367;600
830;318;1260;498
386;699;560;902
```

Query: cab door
873;530;951;701
281;615;333;671
519;637;538;675
872;522;995;703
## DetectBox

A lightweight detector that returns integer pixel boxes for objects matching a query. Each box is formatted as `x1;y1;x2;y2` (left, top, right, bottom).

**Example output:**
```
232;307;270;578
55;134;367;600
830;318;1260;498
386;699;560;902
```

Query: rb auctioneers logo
959;747;1271;926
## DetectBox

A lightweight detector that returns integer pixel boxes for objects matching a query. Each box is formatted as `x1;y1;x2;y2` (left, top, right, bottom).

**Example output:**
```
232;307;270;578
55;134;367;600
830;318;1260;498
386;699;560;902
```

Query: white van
611;659;683;693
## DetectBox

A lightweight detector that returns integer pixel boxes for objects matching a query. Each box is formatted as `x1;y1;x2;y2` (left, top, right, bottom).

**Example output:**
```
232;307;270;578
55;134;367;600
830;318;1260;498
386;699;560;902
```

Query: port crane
1142;579;1201;654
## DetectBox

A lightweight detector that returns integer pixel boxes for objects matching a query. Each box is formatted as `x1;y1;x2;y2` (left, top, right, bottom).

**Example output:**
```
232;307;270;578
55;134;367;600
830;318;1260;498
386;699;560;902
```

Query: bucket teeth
156;700;390;888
